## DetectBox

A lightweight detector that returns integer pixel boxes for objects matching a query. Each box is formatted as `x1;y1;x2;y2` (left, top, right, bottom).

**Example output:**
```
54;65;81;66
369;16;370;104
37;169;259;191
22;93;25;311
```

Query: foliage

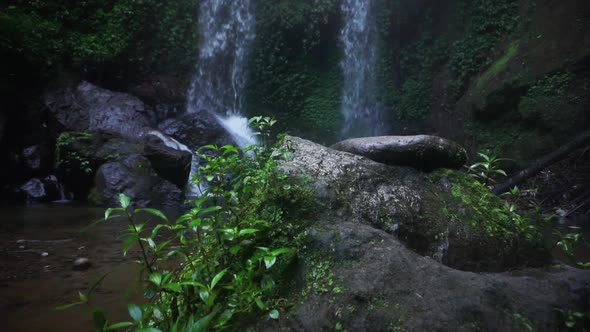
556;231;590;269
55;131;96;174
1;0;199;82
477;40;520;88
62;119;315;331
246;0;342;144
468;152;509;187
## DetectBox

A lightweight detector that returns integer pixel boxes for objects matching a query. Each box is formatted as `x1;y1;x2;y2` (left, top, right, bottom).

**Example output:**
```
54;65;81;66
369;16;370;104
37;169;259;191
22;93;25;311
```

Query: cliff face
389;0;590;165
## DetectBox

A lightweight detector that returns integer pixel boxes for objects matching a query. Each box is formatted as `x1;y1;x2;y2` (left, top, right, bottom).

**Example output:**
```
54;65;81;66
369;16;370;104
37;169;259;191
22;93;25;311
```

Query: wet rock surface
44;80;151;138
331;135;467;171
267;136;590;331
158;110;232;149
91;154;183;208
282;136;548;272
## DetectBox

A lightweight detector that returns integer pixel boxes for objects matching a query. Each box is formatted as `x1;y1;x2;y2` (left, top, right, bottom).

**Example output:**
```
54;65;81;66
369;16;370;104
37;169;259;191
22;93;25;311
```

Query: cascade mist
340;0;384;138
187;0;257;147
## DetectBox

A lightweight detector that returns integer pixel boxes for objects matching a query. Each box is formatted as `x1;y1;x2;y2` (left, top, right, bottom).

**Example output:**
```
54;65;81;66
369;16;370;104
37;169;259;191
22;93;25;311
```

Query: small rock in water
73;258;91;271
41;252;49;257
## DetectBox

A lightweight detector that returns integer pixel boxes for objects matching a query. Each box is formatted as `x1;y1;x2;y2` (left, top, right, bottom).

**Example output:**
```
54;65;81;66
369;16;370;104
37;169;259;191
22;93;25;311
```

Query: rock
282;136;548;272
91;154;183;207
22;145;42;171
19;179;46;202
73;258;91;271
158;110;232;149
261;221;590;332
331;135;467;171
143;134;192;188
44;80;151;138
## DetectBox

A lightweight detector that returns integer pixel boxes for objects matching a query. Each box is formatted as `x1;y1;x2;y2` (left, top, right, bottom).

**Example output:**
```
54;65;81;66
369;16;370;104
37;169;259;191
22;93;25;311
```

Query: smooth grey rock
20;179;46;201
158;111;232;149
143;134;192;188
331;135;467;171
44;80;151;138
92;154;183;208
73;258;91;271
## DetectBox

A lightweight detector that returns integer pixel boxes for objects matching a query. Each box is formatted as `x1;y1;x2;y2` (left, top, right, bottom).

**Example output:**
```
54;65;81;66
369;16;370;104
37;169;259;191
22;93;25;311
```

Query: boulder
21;145;42;171
158;110;232;149
91;154;183;208
44;80;151;138
331;135;467;171
19;178;46;202
261;221;590;332
282;136;548;272
143;134;192;188
262;136;590;331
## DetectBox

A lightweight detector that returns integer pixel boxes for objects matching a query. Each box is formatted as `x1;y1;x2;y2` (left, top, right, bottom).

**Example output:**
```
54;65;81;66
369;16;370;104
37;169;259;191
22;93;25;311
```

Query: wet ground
0;204;145;332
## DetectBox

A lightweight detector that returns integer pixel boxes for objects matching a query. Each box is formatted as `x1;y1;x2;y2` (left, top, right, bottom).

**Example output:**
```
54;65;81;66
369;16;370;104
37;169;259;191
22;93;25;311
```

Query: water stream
340;0;385;138
187;0;257;148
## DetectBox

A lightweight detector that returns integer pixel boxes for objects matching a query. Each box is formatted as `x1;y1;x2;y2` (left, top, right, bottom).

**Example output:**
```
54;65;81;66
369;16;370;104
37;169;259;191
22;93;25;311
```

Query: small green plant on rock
468;152;509;187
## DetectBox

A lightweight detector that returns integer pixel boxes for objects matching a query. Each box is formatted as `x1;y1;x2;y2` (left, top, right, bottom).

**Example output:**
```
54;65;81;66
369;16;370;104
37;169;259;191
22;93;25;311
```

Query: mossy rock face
282;136;548;271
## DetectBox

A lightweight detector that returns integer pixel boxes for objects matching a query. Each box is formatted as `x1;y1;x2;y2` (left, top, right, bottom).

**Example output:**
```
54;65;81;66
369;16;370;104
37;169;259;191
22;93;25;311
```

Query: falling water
187;0;257;148
340;0;384;138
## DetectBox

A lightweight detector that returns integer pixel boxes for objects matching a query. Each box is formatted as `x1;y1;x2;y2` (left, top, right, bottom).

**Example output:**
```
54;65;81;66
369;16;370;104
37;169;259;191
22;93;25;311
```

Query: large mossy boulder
282;136;547;272
265;136;590;331
331;135;467;171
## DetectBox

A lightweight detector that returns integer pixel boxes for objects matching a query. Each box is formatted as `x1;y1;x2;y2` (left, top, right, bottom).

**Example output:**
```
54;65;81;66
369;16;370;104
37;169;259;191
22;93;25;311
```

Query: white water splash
147;131;205;198
215;114;257;148
187;0;256;147
340;0;384;138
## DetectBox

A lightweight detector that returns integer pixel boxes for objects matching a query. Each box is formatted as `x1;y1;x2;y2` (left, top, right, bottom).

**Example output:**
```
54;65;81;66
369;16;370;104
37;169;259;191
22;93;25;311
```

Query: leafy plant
556;231;590;269
62;118;315;331
468;153;509;187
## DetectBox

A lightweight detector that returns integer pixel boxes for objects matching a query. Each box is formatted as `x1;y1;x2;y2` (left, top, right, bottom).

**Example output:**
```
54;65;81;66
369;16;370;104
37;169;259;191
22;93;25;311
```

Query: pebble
41;252;49;257
73;258;91;271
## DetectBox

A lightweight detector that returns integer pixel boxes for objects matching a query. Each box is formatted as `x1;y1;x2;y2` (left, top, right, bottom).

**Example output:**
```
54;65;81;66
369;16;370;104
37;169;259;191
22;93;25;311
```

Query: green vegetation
55;131;96;174
246;0;342;144
467;152;509;187
477;40;520;88
63;119;316;331
1;0;199;83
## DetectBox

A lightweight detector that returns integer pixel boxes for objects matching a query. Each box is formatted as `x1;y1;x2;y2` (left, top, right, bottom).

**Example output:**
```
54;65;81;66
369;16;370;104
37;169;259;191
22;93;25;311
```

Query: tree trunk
492;131;590;195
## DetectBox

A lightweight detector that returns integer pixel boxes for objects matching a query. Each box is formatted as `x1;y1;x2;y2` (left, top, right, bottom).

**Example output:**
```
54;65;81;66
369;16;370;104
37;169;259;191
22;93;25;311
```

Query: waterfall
340;0;384;138
147;131;205;198
187;0;257;148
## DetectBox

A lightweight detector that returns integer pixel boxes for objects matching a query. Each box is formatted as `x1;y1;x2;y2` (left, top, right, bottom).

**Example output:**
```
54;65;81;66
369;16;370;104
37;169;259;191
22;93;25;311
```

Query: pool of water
0;204;145;332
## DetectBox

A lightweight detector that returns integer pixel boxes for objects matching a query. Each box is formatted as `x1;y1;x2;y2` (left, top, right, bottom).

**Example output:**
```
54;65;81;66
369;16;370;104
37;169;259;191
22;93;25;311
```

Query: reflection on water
0;204;158;332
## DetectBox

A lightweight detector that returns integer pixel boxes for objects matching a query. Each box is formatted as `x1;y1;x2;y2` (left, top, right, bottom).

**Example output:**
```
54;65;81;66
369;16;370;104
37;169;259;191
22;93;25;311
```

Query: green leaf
264;256;277;269
215;310;234;329
210;269;227;290
54;301;84;311
79;291;88;303
128;304;142;321
149;273;162;286
135;208;169;223
269;309;280;320
106;322;135;330
122;234;138;255
136;329;163;332
271;248;293;256
238;228;259;237
199;206;222;215
189;309;219;332
255;297;265;310
164;283;183;293
93;309;107;329
230;245;241;255
118;193;131;209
